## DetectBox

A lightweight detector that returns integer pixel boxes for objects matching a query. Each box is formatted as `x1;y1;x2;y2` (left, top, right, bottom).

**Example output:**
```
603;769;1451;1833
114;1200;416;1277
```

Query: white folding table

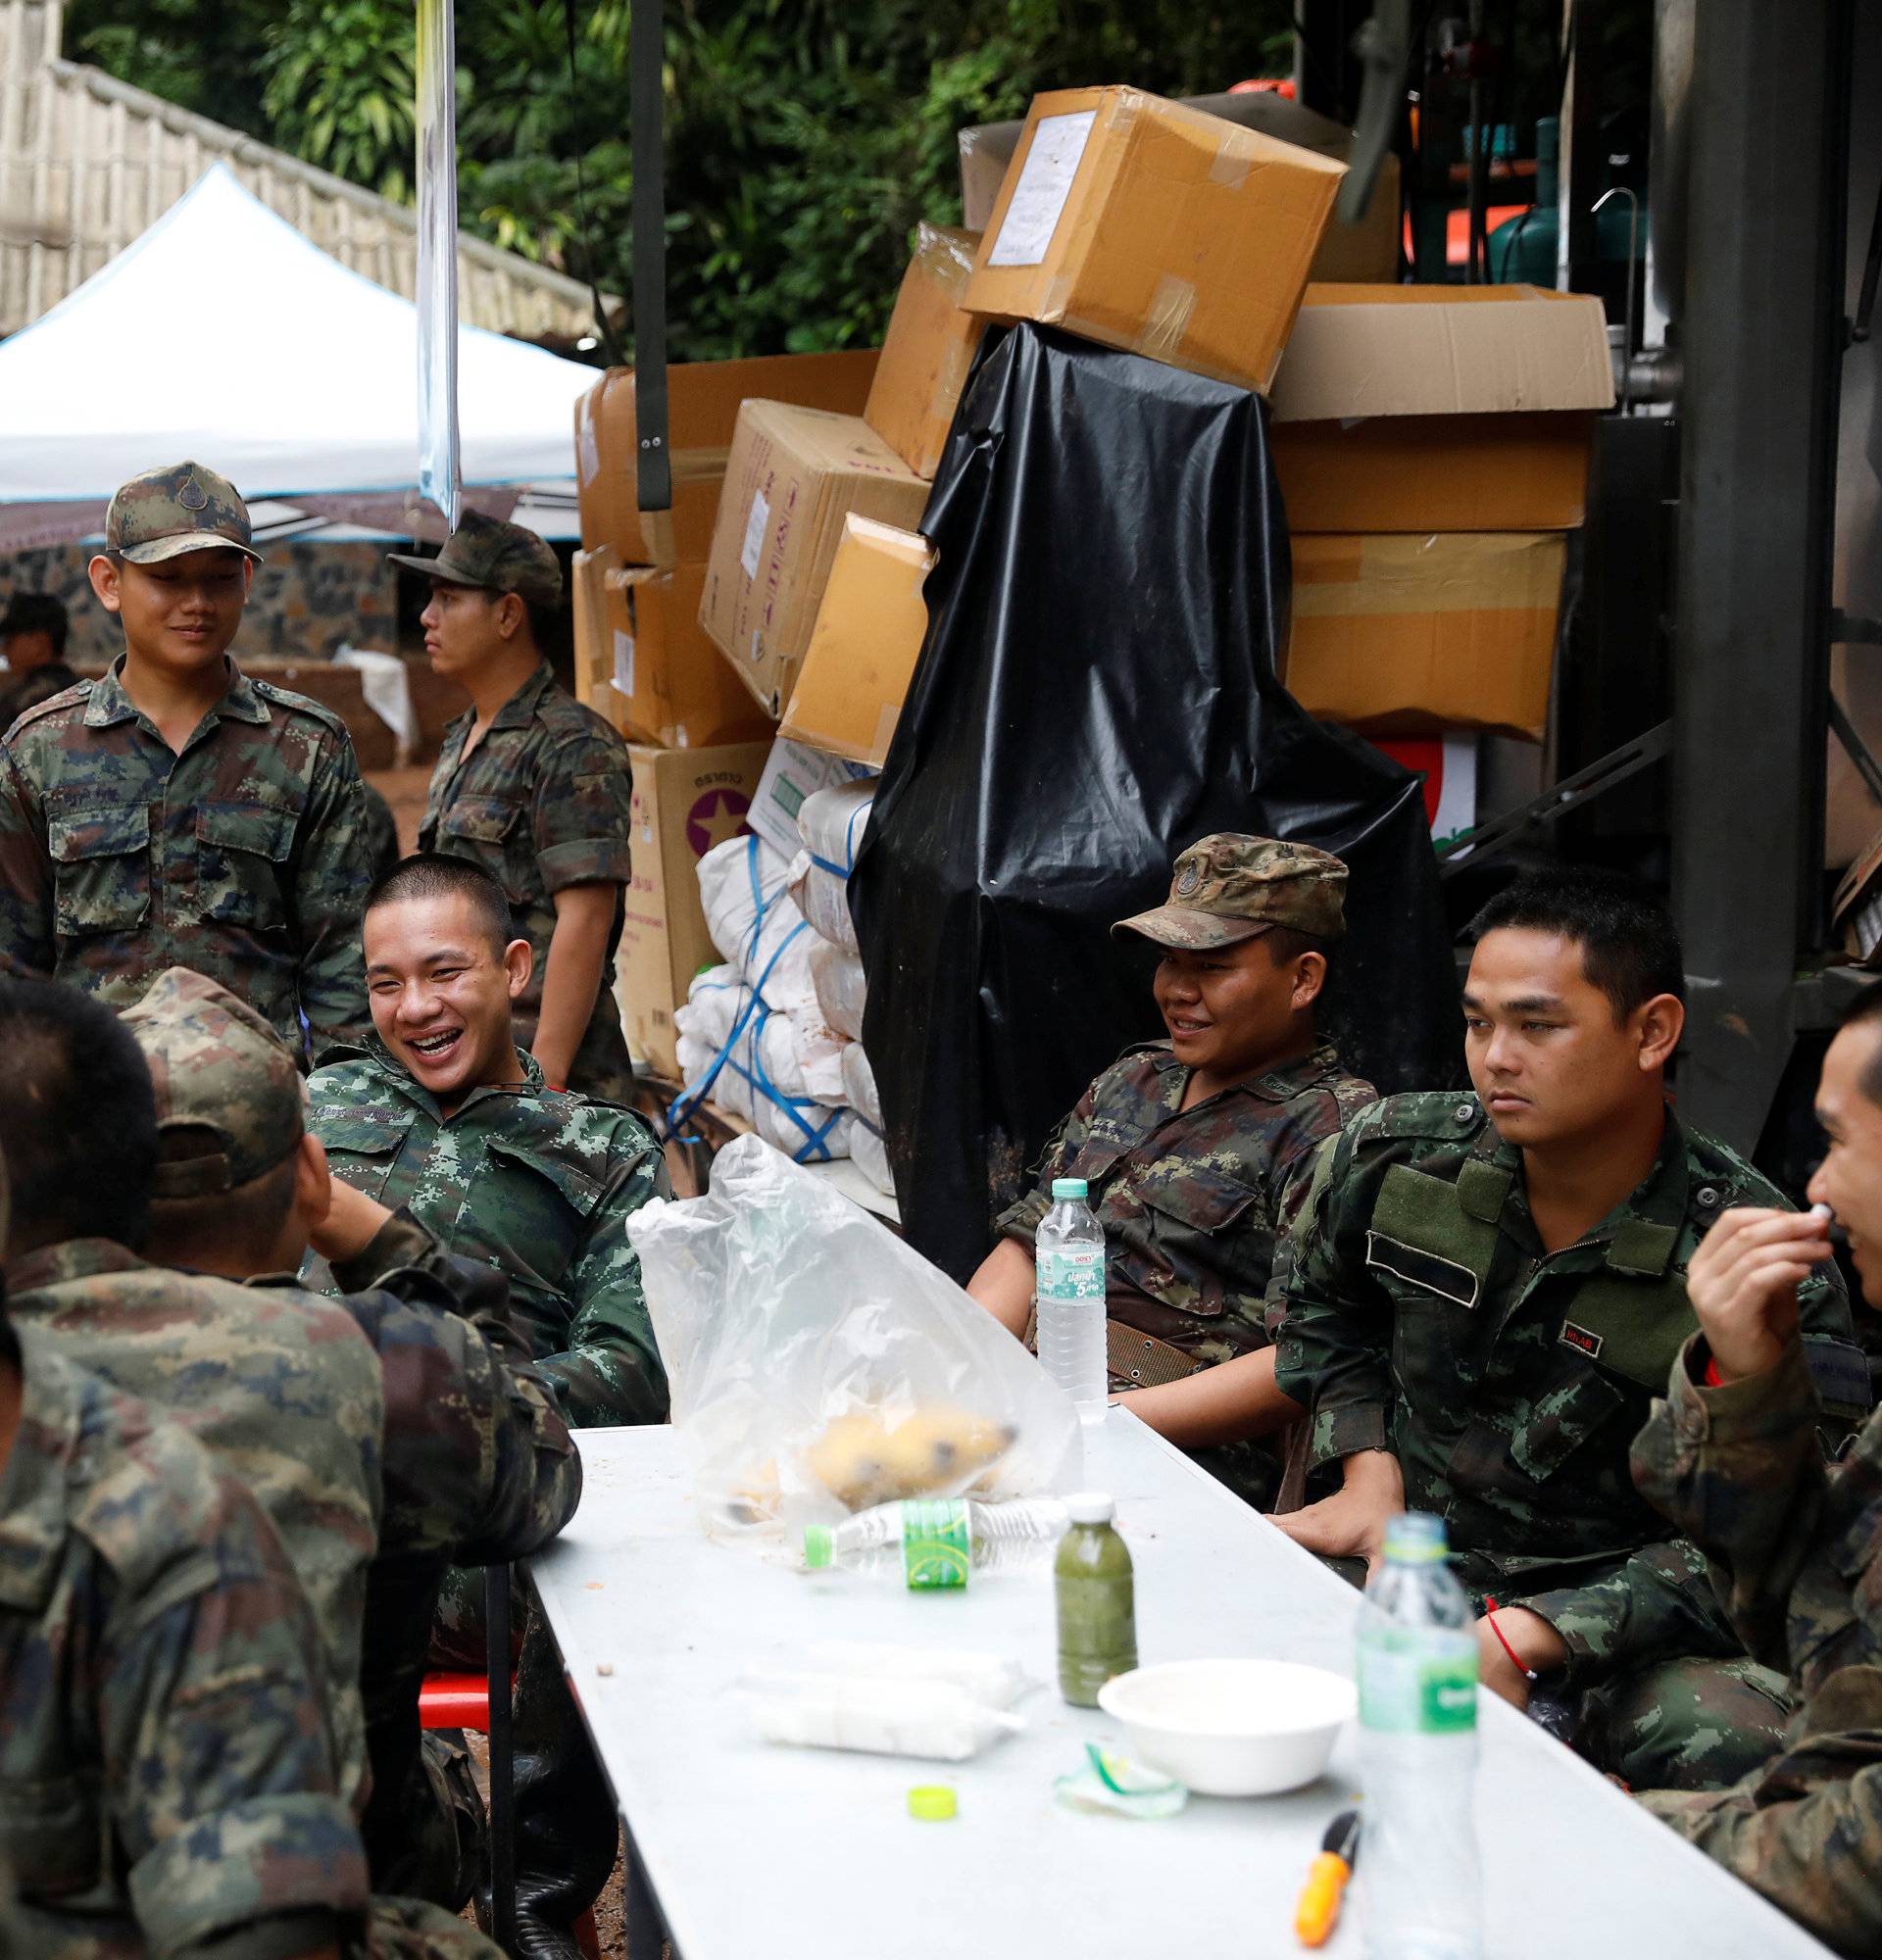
531;1413;1831;1959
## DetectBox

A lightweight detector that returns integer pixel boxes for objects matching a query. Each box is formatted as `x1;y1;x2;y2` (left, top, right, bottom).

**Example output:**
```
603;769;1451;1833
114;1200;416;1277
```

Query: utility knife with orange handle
1295;1808;1362;1947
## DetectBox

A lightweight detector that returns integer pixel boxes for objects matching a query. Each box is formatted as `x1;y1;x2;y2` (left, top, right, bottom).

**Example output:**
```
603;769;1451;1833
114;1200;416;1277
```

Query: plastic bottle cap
1382;1510;1449;1563
908;1786;957;1821
1065;1492;1115;1526
1051;1178;1090;1201
803;1525;833;1571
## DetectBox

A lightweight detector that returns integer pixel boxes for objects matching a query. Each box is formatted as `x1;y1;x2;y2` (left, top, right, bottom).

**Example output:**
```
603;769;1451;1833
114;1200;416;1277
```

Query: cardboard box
747;737;875;861
1269;284;1613;532
864;224;985;479
573;349;880;567
700;402;931;717
617;740;773;1076
959;91;1397;283
963;86;1346;394
570;543;618;719
777;516;935;767
1284;532;1566;741
604;563;776;751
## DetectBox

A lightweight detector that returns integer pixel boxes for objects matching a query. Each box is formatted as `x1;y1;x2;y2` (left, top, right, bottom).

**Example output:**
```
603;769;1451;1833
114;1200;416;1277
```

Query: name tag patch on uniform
1560;1320;1604;1360
1365;1232;1480;1310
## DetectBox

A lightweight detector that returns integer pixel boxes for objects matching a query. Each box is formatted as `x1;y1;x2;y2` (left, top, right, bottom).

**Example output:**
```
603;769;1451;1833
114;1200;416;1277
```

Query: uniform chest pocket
1502;1358;1632;1484
462;1137;600;1295
438;796;528;897
1132;1165;1263;1316
47;801;151;936
0;1767;104;1897
313;1113;407;1203
194;799;299;930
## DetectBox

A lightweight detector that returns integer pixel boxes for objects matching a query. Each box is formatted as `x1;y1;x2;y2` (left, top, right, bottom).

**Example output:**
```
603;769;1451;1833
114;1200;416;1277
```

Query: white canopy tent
0;164;600;546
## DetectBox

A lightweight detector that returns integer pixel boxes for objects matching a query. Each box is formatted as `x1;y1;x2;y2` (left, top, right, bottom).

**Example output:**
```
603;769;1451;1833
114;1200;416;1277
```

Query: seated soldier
1272;867;1865;1790
0;1152;498;1959
1627;980;1882;1955
968;834;1377;1508
0;969;581;1915
307;853;669;1958
0;590;78;728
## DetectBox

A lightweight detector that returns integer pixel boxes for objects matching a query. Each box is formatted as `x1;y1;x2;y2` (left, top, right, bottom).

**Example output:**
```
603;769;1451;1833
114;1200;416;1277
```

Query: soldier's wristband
1483;1599;1540;1681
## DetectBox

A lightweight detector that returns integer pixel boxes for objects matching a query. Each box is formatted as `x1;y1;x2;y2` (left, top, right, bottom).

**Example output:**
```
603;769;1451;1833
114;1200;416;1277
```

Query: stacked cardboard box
1267;283;1613;741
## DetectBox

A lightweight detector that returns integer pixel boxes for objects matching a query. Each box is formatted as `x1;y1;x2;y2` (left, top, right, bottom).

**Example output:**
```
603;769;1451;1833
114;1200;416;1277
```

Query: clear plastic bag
628;1133;1080;1537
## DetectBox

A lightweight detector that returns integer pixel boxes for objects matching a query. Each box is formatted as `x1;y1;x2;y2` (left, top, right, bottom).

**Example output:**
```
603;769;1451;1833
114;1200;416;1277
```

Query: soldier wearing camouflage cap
0;460;373;1060
393;509;636;1100
968;833;1377;1511
0;967;580;1917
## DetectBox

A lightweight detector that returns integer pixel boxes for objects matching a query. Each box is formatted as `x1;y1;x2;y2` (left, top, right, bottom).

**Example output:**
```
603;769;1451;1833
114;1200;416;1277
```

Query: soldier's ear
1635;992;1685;1072
494;591;526;641
502;936;533;1000
87;554;122;614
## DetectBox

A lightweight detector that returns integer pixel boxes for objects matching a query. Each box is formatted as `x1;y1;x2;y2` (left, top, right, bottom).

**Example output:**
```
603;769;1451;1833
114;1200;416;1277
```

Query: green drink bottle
1056;1492;1137;1706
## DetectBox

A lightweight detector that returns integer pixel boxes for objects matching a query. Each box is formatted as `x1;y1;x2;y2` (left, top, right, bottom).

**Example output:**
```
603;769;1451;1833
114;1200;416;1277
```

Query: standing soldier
390;511;635;1098
0;461;371;1058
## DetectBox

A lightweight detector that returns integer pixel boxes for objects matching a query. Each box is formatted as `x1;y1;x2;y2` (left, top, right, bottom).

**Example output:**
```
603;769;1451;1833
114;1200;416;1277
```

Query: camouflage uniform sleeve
1510;1538;1745;1686
1260;1095;1365;1343
994;1078;1100;1249
109;1488;369;1956
1629;1333;1830;1673
292;727;373;1056
541;1129;673;1427
330;1209;582;1560
531;730;634;893
0;739;53;980
1270;1121;1395;1463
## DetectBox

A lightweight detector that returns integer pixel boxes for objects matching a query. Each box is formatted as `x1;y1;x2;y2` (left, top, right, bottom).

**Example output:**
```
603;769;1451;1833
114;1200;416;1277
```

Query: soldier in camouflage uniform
1272;867;1865;1790
0;1152;500;1960
0;462;373;1060
972;836;1377;1510
0;969;582;1912
307;854;667;1956
1616;978;1882;1955
0;591;77;730
389;512;635;1100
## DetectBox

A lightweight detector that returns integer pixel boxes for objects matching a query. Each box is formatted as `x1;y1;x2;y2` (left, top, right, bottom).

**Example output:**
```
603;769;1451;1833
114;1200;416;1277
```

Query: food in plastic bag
672;968;853;1163
628;1132;1080;1535
810;939;867;1041
697;832;818;1012
790;778;877;955
745;1673;1023;1761
840;1040;883;1128
851;1120;897;1197
804;1406;1013;1511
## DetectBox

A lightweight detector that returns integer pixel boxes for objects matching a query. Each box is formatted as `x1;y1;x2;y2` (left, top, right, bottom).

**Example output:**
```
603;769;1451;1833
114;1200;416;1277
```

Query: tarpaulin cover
851;324;1461;1279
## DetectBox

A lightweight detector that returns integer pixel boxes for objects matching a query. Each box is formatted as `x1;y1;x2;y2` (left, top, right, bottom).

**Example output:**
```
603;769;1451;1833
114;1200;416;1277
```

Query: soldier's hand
1686;1204;1829;1385
307;1174;394;1265
1270;1448;1404;1575
1474;1606;1567;1712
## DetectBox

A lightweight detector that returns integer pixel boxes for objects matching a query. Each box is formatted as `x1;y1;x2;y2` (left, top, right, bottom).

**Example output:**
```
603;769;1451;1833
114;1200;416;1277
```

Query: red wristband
1482;1599;1540;1682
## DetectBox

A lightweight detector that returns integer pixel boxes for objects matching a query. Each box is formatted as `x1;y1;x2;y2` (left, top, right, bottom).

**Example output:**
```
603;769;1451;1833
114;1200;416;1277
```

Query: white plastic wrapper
839;1041;883;1129
850;1121;896;1198
745;1674;1023;1762
804;1642;1035;1711
628;1134;1080;1536
673;969;852;1162
697;833;817;1012
791;777;877;955
809;939;867;1042
788;848;856;955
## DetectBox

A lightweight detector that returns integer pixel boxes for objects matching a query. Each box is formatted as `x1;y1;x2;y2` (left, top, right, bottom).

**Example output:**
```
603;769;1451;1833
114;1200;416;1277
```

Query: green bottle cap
907;1785;958;1821
1051;1178;1090;1201
803;1525;833;1570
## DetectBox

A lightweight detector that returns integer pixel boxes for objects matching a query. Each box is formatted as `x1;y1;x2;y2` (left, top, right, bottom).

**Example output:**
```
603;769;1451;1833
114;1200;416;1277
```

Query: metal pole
629;0;670;514
1671;0;1850;1148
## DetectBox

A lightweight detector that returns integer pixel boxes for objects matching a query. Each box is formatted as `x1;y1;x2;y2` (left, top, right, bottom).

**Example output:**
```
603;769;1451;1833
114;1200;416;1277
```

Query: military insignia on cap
179;476;209;512
1175;862;1202;897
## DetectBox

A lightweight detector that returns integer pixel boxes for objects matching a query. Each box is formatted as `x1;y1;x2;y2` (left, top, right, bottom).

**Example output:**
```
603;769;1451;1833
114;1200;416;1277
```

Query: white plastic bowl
1096;1658;1357;1796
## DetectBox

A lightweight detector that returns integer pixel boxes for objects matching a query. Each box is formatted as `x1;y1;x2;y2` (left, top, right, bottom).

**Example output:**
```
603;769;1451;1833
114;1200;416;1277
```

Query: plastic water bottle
1035;1177;1108;1422
802;1496;1069;1589
1357;1512;1481;1960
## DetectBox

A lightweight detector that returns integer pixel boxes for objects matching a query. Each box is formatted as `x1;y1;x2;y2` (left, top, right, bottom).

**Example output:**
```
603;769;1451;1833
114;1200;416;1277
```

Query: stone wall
4;537;401;666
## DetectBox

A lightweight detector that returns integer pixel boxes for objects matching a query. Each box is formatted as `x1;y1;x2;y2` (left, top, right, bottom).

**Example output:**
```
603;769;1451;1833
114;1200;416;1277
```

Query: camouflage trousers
1574;1654;1794;1792
363;1894;502;1958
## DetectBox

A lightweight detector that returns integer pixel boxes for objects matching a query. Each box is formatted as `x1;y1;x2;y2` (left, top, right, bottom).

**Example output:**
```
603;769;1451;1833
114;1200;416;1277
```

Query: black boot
502;1605;619;1958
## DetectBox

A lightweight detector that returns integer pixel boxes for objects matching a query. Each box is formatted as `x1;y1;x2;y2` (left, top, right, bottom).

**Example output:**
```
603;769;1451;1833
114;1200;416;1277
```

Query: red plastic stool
419;1669;602;1959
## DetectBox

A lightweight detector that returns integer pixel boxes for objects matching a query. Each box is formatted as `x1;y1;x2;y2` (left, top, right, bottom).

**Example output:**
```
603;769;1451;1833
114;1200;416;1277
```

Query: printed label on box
739;489;771;580
612;628;635;700
988;109;1098;268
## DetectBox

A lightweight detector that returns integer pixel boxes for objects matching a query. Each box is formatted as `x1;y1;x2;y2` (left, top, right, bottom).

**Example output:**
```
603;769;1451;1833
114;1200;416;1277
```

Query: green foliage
63;0;1296;360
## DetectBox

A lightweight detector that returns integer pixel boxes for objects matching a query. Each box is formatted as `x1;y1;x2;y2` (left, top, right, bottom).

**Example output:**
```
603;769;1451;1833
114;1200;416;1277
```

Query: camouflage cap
106;461;263;566
1113;834;1349;950
386;509;563;608
121;968;304;1200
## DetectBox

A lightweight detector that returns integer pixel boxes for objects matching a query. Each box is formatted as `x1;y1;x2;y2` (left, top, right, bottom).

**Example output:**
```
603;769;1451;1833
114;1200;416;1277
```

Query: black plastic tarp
851;324;1461;1280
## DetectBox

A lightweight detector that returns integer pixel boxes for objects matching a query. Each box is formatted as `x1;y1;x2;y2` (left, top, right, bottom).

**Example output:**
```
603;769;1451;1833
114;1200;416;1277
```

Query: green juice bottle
1056;1492;1137;1706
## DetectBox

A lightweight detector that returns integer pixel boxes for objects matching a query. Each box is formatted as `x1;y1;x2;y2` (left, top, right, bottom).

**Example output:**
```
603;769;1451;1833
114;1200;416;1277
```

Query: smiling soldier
0;461;372;1058
1270;866;1865;1791
967;834;1377;1509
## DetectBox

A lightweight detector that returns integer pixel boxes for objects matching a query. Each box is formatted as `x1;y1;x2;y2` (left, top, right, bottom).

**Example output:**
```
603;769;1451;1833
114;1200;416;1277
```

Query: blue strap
665;917;812;1138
